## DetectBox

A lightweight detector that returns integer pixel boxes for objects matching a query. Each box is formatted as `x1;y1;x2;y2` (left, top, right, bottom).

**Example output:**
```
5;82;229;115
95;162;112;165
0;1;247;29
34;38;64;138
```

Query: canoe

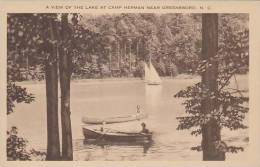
81;113;148;124
82;127;152;142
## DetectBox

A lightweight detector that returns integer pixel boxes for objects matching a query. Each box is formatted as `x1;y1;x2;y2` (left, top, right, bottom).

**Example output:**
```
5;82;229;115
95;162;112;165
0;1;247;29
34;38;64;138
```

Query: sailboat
144;58;162;85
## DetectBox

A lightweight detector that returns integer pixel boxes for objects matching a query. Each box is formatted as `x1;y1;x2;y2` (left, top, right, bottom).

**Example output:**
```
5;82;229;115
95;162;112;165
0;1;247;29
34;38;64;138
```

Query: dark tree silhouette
174;14;248;160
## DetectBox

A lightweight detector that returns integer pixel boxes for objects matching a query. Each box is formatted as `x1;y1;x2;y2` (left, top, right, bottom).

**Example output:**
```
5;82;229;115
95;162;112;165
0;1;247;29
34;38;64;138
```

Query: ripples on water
8;76;249;161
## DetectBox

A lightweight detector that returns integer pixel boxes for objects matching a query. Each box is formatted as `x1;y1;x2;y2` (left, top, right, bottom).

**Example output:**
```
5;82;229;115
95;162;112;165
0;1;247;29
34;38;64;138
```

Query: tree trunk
59;14;73;160
45;16;61;160
201;14;225;161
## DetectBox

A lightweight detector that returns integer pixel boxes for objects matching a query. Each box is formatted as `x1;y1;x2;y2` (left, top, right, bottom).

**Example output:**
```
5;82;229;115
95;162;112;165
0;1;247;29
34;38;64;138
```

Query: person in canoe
100;121;106;133
137;105;141;113
136;105;142;120
141;122;149;134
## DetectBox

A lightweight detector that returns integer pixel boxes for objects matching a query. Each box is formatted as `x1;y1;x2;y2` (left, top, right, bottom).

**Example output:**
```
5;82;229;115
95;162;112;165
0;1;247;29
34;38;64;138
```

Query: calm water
7;76;249;161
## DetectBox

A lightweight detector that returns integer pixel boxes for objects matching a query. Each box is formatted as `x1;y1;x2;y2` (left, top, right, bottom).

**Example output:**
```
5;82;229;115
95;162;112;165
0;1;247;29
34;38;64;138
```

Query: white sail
144;61;161;85
148;62;162;85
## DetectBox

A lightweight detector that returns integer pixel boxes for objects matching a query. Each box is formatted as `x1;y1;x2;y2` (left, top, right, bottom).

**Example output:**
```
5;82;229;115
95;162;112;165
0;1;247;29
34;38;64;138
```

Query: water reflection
9;78;248;160
83;139;153;155
145;85;162;107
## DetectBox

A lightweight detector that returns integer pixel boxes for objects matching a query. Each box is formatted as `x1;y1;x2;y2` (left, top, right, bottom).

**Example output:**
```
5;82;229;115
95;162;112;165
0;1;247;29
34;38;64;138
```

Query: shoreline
14;73;248;85
15;74;201;85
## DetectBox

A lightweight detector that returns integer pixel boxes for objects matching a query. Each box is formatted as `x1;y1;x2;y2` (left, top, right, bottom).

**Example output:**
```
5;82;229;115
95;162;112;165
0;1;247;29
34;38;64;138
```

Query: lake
7;75;249;161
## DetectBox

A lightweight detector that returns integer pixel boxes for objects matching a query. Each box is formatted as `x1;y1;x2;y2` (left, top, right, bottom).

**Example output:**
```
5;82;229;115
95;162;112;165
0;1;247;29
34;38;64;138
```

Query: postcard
0;0;260;167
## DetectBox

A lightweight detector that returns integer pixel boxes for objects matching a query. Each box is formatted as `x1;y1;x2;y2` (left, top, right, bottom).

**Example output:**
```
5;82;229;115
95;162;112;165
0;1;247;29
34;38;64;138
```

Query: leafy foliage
7;14;40;114
7;82;34;114
7;127;46;161
191;144;244;153
174;14;249;153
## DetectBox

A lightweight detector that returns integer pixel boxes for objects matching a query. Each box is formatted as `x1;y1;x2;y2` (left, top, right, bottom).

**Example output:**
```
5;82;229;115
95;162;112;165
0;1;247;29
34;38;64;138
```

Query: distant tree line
8;14;193;80
11;14;248;81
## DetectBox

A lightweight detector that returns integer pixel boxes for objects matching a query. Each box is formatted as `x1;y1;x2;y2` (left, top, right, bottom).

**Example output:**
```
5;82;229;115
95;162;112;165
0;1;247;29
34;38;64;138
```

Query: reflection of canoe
82;127;152;142
81;113;148;124
83;138;153;153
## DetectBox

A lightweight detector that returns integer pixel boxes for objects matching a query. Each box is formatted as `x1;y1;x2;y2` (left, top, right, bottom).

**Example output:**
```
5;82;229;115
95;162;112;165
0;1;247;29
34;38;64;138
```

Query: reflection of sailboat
145;58;162;85
145;85;162;108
